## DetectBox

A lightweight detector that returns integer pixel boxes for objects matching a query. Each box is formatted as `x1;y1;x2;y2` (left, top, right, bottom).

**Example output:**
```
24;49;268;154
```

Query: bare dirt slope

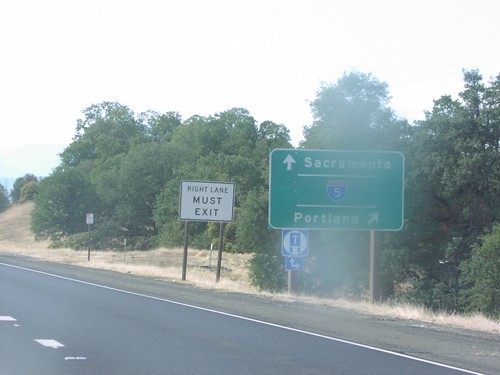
0;202;45;251
0;202;98;264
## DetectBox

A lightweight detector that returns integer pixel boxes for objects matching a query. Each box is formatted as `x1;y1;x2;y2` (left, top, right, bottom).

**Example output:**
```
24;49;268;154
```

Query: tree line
4;70;499;317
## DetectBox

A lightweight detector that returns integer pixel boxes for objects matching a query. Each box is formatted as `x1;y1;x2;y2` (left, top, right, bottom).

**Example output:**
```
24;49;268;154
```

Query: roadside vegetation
6;69;499;319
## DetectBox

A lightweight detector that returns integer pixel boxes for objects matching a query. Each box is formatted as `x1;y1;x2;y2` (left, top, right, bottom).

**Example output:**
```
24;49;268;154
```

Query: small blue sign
282;229;309;257
285;257;305;271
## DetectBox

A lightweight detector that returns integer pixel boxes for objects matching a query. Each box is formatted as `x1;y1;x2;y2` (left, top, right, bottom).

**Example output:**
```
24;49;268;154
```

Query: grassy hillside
0;202;252;290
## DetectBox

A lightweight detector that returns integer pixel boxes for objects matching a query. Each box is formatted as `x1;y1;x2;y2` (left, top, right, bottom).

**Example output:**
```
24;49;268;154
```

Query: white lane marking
65;357;87;360
1;262;485;375
35;339;65;349
0;316;17;321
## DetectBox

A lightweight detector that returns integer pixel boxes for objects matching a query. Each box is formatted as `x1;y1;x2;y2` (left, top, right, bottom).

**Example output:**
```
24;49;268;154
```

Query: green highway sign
269;149;404;230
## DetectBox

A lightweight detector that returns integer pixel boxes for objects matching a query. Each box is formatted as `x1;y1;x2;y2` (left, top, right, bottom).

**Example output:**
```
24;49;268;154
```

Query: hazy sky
1;0;499;177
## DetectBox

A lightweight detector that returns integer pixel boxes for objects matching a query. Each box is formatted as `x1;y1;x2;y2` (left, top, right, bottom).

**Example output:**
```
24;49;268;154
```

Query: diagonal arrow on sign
367;212;379;225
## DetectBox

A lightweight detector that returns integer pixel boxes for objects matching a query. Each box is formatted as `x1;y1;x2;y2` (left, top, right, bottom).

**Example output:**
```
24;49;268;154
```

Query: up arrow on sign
283;154;296;170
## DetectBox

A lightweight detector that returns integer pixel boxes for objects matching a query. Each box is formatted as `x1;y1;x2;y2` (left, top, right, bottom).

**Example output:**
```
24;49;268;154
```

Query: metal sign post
86;213;93;261
182;221;188;281
215;222;225;283
369;230;382;302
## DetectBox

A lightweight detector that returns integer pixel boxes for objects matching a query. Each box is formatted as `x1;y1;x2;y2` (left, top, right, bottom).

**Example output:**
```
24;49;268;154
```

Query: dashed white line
35;339;65;349
0;316;17;321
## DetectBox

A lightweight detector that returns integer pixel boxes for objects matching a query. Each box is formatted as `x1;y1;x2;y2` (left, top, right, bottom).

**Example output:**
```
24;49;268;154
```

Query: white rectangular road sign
86;213;94;225
179;180;235;222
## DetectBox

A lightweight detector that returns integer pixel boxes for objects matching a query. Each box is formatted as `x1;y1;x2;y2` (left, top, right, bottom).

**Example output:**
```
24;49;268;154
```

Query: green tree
217;108;258;156
255;120;293;184
0;183;10;213
257;120;292;149
92;142;191;248
139;110;182;143
236;187;275;253
10;174;38;203
155;108;264;249
19;180;39;202
302;71;408;151
60;102;146;166
459;224;500;318
249;249;286;292
153;177;186;247
241;188;286;291
242;122;292;291
153;169;212;249
31;166;99;240
170;108;259;157
31;102;289;272
384;70;500;310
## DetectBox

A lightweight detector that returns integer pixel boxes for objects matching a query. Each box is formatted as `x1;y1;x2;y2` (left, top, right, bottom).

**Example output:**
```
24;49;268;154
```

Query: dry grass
81;247;255;293
260;293;500;334
0;203;255;292
1;202;498;334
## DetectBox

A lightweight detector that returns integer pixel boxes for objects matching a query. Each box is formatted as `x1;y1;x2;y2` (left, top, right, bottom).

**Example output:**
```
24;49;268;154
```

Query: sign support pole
182;221;188;281
215;222;225;283
87;224;91;261
369;230;381;303
288;271;296;294
85;213;94;262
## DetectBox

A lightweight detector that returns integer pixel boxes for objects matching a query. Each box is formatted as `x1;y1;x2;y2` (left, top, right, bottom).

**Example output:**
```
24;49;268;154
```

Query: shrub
19;181;39;202
459;224;500;318
248;252;286;292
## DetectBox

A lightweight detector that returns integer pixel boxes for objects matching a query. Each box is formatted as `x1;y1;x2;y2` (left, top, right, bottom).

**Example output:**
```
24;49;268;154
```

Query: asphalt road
1;253;498;374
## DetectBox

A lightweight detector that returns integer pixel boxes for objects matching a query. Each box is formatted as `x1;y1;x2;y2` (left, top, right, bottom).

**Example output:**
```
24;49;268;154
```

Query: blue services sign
282;229;309;257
